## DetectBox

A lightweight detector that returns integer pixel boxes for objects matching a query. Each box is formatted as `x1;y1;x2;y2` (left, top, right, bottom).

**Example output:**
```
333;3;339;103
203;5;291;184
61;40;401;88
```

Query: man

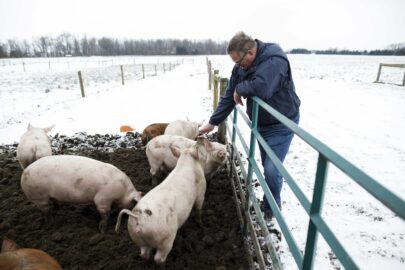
199;31;301;220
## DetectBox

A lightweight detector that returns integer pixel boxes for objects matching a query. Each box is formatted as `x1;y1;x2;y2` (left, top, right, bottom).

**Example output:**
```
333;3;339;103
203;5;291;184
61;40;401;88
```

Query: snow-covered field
1;54;404;269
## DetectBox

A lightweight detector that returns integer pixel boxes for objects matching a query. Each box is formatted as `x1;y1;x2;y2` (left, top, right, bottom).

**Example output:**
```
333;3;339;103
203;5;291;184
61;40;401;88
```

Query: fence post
48;61;51;70
213;73;219;111
142;64;145;79
218;78;228;141
375;63;382;83
155;64;157;76
163;63;166;74
207;60;212;90
120;65;125;85
403;69;405;87
22;62;26;72
78;71;85;98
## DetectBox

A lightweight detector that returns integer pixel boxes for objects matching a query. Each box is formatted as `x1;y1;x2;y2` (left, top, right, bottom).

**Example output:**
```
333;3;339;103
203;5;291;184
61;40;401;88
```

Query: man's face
229;50;255;70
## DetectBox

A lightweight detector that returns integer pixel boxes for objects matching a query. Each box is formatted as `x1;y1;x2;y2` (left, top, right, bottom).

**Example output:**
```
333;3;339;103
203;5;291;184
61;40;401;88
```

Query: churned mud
0;132;249;270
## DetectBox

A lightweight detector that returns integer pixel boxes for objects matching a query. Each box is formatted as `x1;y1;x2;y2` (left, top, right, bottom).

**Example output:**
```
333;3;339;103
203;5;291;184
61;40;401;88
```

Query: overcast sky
1;0;404;50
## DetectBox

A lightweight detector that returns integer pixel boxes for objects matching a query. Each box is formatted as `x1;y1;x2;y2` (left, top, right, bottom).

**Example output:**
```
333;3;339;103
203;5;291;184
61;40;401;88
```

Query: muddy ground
0;132;249;270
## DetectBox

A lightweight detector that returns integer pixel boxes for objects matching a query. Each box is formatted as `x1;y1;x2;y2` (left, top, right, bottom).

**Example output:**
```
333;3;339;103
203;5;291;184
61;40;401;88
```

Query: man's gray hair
227;31;256;55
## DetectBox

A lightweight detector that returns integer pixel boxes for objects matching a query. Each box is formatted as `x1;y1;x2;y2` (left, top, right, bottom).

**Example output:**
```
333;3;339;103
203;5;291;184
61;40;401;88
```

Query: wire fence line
0;56;189;129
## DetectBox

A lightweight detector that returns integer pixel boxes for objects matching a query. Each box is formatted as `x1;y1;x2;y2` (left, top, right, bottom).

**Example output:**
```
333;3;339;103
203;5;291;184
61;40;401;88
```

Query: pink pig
21;155;142;233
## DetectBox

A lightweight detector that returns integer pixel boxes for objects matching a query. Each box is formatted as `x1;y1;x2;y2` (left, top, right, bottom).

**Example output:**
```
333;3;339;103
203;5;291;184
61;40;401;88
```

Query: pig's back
22;155;128;202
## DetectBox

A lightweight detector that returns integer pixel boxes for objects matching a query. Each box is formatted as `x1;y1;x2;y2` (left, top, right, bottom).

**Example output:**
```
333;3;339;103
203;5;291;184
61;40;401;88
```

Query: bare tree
33;36;50;57
81;35;90;56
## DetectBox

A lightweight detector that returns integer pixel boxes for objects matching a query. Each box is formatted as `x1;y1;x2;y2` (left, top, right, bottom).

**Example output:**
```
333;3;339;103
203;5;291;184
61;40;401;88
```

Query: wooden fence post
163;63;166;74
213;74;219;112
22;62;25;72
155;64;157;76
403;69;405;87
142;64;145;79
48;61;51;70
207;60;212;90
78;71;85;98
120;65;125;85
375;63;382;83
218;78;228;141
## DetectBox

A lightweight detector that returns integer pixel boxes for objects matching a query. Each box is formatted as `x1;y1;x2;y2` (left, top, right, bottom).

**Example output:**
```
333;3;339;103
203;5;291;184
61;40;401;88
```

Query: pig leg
151;175;159;187
30;197;52;213
94;195;112;233
150;162;161;186
154;233;176;265
140;246;153;260
194;190;206;228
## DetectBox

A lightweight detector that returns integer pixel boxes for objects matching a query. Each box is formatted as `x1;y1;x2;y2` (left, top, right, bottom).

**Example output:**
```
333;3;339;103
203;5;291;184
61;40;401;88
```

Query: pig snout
218;150;227;161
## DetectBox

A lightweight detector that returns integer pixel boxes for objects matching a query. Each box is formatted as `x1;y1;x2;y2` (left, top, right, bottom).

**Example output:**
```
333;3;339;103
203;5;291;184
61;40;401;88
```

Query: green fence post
302;154;328;269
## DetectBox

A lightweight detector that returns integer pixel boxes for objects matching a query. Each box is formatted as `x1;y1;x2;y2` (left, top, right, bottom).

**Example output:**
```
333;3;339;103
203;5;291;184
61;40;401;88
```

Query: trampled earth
0;132;249;269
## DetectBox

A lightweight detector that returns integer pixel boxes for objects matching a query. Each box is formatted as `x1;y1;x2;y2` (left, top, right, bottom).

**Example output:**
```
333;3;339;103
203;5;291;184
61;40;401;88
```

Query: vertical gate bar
244;102;259;226
302;154;329;270
230;109;238;177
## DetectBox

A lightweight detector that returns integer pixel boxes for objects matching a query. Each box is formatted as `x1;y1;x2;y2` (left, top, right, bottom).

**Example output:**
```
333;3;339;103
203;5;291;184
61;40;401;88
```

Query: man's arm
208;67;239;125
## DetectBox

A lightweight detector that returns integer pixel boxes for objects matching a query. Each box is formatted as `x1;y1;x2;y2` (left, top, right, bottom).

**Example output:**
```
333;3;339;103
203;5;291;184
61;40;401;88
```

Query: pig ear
170;145;181;158
27;123;33;130
2;238;18;252
44;124;55;133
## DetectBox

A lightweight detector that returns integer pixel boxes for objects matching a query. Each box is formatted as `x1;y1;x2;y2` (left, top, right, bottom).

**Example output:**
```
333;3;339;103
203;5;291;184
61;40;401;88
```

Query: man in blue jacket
199;32;301;220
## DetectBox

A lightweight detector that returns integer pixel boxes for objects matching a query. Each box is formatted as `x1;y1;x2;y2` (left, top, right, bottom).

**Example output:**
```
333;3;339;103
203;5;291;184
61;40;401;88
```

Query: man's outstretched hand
199;123;215;134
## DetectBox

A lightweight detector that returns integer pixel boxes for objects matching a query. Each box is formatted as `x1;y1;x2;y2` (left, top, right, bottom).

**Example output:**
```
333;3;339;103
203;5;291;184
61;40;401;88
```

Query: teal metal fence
224;94;405;269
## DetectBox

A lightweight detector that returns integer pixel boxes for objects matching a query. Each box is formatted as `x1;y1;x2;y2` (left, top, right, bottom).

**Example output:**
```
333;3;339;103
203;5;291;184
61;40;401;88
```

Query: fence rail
207;59;405;269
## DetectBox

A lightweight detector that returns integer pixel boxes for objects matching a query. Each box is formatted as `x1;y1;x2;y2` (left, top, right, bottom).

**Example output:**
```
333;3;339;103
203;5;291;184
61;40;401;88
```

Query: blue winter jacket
209;40;301;127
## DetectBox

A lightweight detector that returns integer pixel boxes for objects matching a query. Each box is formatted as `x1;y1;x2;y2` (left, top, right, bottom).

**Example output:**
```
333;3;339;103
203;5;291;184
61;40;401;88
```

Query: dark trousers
258;113;299;210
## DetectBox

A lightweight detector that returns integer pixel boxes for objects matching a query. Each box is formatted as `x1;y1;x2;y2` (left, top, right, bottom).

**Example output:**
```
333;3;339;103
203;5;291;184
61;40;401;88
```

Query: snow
1;54;405;269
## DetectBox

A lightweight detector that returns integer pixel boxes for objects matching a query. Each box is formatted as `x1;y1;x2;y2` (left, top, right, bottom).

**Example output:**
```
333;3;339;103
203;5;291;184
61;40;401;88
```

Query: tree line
289;43;405;56
0;33;228;58
1;33;404;58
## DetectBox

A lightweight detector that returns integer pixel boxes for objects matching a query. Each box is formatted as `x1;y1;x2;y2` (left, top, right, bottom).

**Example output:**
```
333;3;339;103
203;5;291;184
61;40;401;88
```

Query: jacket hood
253;40;288;66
